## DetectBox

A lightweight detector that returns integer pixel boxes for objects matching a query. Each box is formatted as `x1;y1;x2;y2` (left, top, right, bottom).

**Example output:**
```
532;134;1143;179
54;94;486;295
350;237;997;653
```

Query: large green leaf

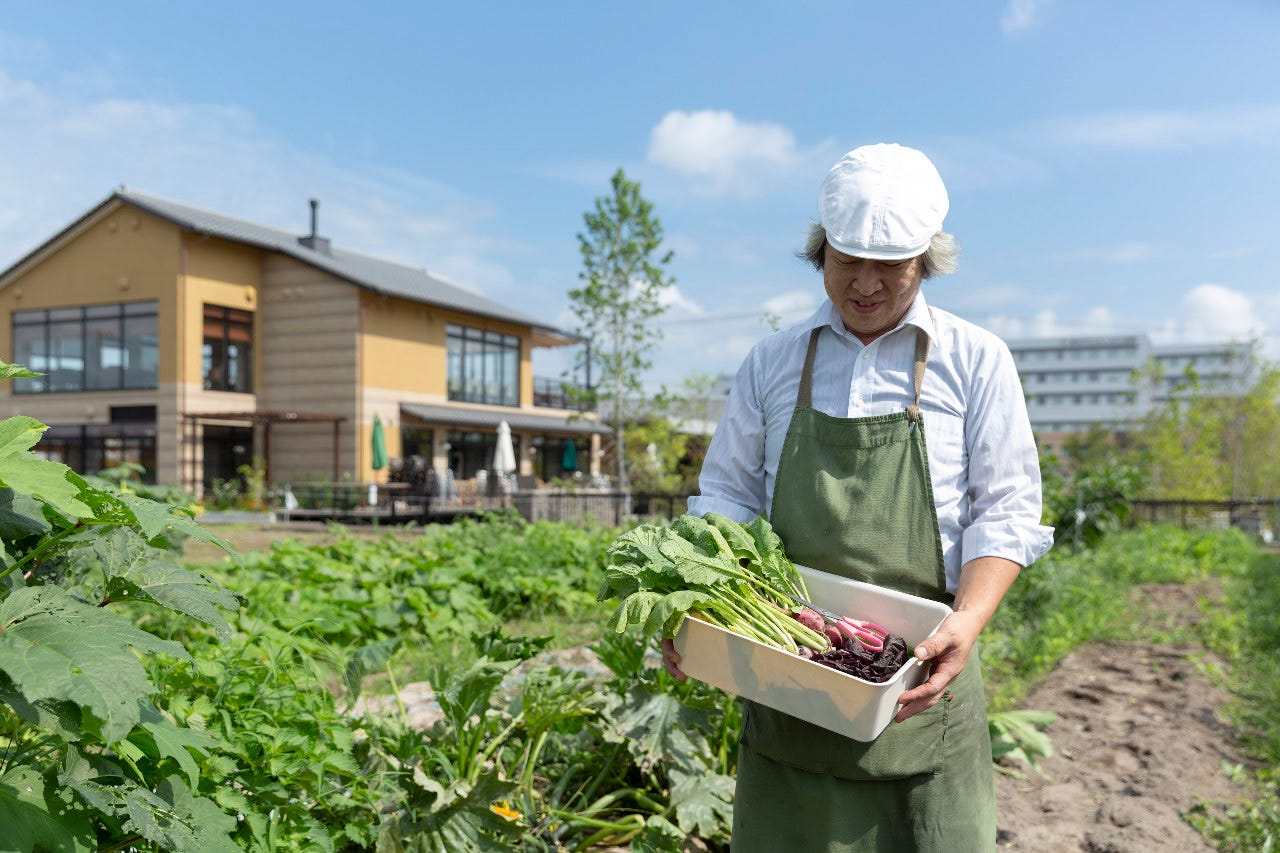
0;765;94;853
668;767;734;838
116;493;239;563
0;417;93;519
0;674;85;742
0;361;40;380
132;703;221;788
69;774;236;853
0;488;52;542
0;586;188;742
95;527;240;639
606;685;710;774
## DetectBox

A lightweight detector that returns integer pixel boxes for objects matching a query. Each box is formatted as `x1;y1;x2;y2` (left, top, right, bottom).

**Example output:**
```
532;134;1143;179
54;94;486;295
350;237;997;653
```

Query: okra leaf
0;417;93;520
0;361;40;380
0;488;51;542
115;493;239;564
131;704;221;789
95;527;240;639
0;674;85;742
0;764;95;853
0;586;188;742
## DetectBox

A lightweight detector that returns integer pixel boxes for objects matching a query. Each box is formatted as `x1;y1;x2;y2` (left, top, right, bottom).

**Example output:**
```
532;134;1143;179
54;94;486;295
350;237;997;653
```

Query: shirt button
861;351;871;359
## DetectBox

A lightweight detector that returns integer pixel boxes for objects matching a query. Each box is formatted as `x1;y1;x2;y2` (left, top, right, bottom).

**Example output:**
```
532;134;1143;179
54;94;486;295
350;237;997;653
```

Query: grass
1183;546;1280;850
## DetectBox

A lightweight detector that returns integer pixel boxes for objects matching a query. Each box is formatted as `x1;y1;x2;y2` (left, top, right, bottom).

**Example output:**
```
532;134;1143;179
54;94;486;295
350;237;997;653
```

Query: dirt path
994;582;1247;852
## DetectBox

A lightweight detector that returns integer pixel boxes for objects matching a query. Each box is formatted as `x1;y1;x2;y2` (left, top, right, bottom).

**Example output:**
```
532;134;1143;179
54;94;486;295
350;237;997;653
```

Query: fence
513;491;689;525
1127;498;1279;539
274;483;691;526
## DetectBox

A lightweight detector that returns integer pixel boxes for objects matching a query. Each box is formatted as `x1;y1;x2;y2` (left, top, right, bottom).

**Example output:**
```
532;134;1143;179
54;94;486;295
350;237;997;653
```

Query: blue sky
2;1;1278;389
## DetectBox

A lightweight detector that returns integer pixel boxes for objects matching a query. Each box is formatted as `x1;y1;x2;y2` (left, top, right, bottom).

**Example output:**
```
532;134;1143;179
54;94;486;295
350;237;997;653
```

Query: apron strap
905;326;931;424
797;315;934;417
796;327;823;409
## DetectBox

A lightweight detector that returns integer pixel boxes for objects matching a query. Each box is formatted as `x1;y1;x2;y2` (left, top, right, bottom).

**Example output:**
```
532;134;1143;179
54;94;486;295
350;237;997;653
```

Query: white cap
818;143;949;260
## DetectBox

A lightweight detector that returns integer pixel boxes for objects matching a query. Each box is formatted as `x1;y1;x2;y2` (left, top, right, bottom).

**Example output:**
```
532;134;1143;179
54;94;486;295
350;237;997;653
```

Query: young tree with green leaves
569;168;674;491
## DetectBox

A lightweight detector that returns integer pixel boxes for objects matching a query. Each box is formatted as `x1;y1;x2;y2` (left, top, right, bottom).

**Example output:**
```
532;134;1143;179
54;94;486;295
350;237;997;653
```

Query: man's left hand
892;610;983;722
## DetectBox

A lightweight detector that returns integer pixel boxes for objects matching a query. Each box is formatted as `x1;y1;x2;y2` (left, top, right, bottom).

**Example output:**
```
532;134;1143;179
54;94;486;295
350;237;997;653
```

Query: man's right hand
661;638;687;682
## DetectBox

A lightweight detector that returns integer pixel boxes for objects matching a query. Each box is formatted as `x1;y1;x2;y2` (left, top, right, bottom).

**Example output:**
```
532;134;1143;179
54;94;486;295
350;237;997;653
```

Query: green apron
732;325;996;853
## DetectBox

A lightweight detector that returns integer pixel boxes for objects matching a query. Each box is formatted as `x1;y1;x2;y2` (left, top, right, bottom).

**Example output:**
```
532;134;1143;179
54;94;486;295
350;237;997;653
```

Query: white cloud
0;63;526;302
1001;0;1054;35
646;109;828;197
1047;104;1280;149
655;283;706;316
1179;283;1262;342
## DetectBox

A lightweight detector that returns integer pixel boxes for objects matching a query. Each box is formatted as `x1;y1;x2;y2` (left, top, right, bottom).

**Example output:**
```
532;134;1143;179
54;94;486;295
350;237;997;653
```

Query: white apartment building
1006;333;1255;451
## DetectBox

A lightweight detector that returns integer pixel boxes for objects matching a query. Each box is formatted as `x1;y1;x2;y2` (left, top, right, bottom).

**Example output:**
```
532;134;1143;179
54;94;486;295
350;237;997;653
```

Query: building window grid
202;305;254;393
446;324;520;407
12;301;158;394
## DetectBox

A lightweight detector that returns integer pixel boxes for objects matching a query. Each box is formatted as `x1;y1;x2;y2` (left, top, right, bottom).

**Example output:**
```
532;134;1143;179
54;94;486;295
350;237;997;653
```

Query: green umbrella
561;439;577;471
371;414;389;473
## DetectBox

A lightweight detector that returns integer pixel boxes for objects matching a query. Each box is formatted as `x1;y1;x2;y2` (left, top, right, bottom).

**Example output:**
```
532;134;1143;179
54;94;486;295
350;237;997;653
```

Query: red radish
794;608;825;633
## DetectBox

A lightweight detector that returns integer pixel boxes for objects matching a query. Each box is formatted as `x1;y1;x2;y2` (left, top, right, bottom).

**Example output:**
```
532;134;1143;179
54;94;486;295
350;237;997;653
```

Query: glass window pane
49;320;84;391
86;304;119;319
502;348;518;406
12;324;46;392
86;317;123;390
14;309;46;324
49;307;81;322
447;335;462;399
124;300;157;316
123;315;158;389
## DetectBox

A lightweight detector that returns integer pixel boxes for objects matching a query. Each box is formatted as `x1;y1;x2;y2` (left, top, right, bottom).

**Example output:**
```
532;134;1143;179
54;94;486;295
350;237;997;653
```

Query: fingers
661;638;687;682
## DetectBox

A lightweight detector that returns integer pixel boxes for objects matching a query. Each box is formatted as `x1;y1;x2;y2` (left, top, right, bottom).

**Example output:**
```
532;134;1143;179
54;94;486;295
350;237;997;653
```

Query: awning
400;403;612;436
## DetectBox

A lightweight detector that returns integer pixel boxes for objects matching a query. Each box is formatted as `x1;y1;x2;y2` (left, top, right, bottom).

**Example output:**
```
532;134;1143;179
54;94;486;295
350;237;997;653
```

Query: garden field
3;474;1277;850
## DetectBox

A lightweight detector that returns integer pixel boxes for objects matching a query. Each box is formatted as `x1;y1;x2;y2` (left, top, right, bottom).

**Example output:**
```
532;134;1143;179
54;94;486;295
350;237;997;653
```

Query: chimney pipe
298;198;331;255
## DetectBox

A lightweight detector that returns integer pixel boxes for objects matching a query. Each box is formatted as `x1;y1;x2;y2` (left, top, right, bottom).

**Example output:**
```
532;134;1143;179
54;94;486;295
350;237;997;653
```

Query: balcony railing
533;376;595;411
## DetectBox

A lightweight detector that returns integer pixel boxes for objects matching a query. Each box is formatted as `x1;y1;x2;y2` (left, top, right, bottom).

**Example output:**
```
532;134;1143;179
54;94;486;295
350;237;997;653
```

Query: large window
34;423;158;482
446;324;520;406
12;302;158;394
202;305;254;393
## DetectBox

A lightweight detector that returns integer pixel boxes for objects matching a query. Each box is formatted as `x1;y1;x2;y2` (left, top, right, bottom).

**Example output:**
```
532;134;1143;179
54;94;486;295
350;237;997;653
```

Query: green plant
236;456;267;511
0;360;244;851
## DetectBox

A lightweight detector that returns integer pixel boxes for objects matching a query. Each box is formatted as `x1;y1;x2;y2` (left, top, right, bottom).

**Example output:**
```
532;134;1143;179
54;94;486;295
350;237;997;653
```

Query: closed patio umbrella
493;421;517;476
561;439;578;472
371;414;389;474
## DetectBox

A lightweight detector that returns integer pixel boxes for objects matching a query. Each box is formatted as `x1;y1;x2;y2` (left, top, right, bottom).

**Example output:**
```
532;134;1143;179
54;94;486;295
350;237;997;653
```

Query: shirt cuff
686;495;760;524
961;521;1055;569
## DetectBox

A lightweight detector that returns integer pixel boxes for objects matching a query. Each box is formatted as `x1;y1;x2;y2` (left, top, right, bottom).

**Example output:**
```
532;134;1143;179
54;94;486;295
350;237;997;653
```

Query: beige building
0;189;606;495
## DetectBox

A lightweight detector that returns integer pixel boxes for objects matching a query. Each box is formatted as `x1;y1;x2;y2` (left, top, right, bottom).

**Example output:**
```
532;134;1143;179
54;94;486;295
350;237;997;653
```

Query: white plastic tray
672;565;952;741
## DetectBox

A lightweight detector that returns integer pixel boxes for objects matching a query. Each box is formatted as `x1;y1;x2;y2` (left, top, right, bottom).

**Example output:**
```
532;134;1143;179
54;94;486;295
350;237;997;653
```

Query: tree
1130;345;1280;500
568;168;674;490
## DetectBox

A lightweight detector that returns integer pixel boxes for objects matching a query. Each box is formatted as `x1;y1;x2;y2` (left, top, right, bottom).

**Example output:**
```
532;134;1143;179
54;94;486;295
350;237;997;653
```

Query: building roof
0;188;576;347
401;403;611;436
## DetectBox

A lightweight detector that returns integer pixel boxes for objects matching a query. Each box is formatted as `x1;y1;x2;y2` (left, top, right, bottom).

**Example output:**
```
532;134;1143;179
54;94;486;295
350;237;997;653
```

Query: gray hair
797;222;960;278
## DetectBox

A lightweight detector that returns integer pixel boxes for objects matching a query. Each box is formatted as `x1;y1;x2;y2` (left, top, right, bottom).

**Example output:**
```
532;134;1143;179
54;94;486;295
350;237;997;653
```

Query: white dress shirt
688;290;1054;593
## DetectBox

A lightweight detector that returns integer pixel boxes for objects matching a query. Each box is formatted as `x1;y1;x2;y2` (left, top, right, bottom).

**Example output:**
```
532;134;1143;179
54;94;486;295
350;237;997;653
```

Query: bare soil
181;519;422;565
994;582;1248;852
188;526;1253;850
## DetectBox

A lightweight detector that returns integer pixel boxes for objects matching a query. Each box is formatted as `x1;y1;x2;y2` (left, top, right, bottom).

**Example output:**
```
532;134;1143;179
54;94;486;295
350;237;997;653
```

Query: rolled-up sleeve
960;341;1055;568
687;349;767;523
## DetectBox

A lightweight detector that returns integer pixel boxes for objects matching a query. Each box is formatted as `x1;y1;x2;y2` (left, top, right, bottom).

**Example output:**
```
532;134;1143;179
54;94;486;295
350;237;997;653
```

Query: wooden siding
258;256;360;481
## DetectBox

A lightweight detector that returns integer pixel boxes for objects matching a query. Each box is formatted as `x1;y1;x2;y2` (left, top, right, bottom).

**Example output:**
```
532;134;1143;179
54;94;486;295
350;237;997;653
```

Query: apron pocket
740;693;947;782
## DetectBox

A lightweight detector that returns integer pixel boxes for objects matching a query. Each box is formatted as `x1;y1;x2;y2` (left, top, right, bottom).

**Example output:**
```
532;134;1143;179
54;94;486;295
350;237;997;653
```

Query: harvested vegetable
808;634;910;683
598;513;830;655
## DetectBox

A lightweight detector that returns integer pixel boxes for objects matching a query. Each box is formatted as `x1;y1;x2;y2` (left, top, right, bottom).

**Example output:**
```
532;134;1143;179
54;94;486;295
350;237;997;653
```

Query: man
666;143;1053;851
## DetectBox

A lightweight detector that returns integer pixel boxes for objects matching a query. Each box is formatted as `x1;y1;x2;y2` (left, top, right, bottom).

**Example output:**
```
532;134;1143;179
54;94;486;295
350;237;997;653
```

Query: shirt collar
800;290;940;348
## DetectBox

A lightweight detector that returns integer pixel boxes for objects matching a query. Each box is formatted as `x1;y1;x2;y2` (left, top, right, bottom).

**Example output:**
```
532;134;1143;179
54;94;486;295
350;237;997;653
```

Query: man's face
822;243;924;344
